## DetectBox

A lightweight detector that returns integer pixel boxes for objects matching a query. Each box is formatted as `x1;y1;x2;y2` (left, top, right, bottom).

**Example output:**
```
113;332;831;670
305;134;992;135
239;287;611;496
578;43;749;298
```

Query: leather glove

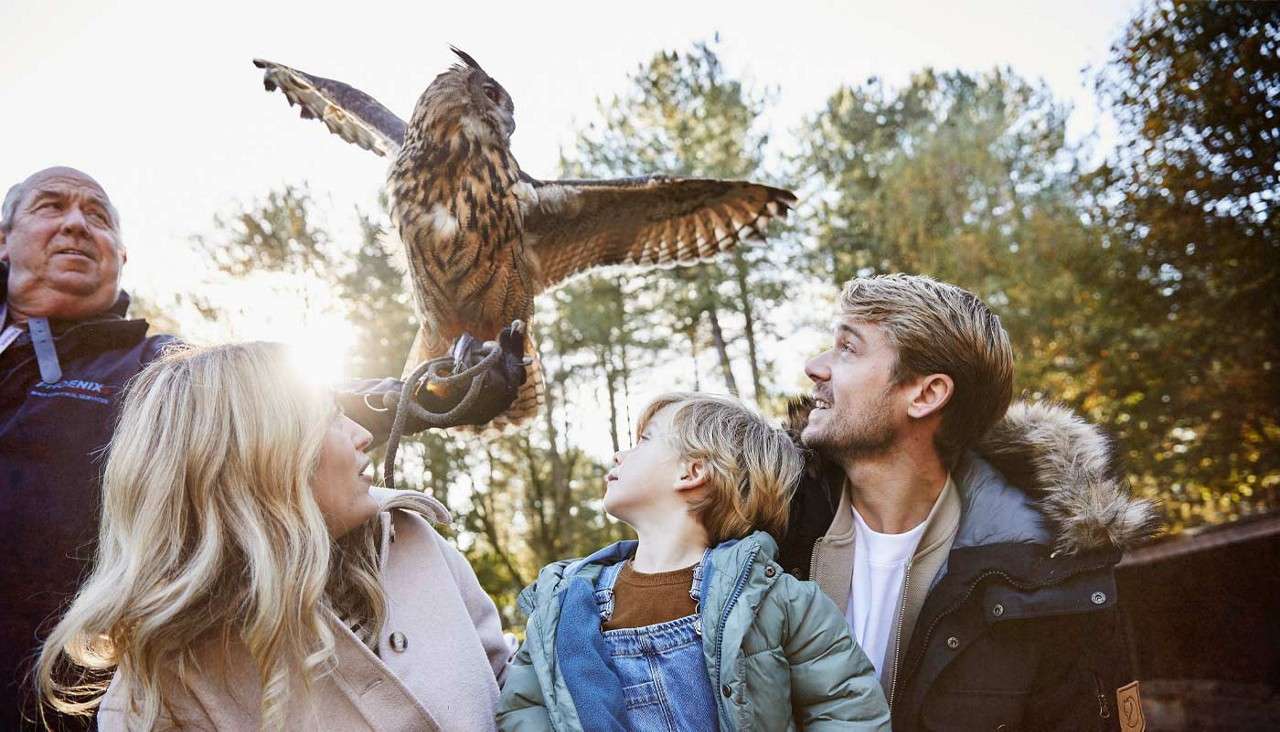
336;321;528;440
413;321;528;427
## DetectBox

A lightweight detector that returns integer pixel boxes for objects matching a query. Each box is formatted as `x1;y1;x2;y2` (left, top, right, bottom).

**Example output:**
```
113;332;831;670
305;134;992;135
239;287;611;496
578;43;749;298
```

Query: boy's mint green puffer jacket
497;531;890;731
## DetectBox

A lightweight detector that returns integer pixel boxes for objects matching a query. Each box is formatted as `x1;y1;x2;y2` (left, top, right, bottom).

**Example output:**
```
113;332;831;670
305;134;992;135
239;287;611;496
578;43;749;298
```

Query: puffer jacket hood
786;398;1164;556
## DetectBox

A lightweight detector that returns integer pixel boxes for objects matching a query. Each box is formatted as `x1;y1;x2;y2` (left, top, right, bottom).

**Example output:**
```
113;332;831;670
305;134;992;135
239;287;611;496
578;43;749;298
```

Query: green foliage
1088;0;1280;528
790;67;1109;437
180;14;1277;625
564;40;793;405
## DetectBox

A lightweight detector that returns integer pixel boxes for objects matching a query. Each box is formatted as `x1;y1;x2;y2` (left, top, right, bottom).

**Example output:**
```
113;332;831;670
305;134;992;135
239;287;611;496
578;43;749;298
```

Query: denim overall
594;553;719;731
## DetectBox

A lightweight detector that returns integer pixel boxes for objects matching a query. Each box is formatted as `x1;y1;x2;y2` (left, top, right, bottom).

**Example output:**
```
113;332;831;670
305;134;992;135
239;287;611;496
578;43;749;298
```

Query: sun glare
211;275;357;388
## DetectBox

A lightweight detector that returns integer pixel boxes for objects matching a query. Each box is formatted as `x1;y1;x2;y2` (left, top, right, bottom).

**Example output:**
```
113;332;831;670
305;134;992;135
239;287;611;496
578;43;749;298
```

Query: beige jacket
98;488;511;731
809;477;961;705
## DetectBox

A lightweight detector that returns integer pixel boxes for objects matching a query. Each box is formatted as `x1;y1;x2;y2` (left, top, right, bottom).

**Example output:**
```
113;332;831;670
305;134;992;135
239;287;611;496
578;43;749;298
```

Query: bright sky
1;0;1141;443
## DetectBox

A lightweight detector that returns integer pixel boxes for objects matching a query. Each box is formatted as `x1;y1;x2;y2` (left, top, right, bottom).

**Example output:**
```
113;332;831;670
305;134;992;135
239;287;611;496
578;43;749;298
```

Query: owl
254;48;796;432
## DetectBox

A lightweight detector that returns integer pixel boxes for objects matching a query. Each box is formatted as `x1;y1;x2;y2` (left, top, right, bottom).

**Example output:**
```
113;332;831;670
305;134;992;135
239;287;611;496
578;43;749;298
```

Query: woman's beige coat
97;489;511;731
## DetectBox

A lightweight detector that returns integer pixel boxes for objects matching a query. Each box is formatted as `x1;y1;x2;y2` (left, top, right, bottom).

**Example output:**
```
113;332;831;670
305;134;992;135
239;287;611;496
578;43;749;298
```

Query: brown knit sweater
602;562;699;631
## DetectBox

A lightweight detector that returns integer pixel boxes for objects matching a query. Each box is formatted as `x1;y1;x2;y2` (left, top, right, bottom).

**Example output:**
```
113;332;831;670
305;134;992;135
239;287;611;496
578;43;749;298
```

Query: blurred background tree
1088;0;1279;528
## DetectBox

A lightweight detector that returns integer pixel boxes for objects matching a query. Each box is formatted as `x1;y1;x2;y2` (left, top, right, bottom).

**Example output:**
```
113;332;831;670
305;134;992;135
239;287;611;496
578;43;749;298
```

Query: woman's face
312;412;378;537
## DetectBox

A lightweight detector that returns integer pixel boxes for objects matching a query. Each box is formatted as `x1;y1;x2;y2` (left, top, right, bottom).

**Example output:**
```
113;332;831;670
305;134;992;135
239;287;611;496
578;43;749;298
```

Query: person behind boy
498;392;890;731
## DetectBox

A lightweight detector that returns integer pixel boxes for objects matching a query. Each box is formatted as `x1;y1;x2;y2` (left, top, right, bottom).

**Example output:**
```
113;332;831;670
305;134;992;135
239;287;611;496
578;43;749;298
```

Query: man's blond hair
840;274;1014;466
636;392;802;544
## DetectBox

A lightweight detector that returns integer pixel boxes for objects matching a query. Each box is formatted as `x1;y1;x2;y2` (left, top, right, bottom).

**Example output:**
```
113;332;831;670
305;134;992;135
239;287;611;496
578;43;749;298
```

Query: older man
0;167;524;727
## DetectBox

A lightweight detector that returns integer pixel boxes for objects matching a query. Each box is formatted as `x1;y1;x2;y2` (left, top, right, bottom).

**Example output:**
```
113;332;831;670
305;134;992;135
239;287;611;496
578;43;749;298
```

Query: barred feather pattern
390;74;542;430
255;53;797;434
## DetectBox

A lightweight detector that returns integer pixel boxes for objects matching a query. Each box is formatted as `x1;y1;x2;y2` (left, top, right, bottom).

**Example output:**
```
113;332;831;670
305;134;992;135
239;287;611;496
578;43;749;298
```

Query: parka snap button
946;636;960;649
764;566;776;578
992;603;1005;617
1091;591;1107;605
389;632;408;652
721;684;732;698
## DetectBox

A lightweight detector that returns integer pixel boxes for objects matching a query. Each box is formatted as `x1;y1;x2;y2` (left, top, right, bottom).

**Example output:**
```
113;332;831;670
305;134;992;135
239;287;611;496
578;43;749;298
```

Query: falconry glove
336;321;527;442
411;320;529;427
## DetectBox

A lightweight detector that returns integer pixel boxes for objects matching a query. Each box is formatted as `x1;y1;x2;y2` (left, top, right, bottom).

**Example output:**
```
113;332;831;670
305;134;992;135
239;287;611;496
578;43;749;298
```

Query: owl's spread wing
253;59;406;157
520;175;796;287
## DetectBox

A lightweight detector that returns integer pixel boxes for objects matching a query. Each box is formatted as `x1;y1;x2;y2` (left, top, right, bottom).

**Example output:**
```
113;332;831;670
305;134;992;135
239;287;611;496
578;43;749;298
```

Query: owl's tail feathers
457;341;545;438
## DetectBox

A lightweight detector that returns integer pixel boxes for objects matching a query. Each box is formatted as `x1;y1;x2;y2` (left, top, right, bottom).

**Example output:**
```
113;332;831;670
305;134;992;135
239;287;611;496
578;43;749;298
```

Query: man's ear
675;458;711;494
907;373;954;420
0;228;8;261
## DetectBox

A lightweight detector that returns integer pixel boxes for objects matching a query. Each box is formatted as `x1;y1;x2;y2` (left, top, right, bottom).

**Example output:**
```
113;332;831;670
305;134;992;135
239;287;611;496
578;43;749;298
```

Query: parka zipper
887;559;913;710
714;544;761;717
809;537;822;581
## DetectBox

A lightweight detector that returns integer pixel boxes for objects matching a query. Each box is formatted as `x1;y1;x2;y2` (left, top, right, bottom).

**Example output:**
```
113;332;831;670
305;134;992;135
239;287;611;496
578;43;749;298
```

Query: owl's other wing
253;59;406;157
521;175;795;288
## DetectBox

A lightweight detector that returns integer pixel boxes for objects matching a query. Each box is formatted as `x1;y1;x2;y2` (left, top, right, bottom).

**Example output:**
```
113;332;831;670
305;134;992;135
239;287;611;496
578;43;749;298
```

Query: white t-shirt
845;506;928;680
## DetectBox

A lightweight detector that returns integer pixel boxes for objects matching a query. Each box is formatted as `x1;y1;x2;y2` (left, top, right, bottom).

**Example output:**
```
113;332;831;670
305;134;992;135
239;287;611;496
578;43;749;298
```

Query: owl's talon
450;332;478;375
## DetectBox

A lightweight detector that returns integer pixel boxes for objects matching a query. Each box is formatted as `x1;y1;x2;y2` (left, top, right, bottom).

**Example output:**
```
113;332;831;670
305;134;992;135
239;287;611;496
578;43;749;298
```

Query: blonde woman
37;342;512;730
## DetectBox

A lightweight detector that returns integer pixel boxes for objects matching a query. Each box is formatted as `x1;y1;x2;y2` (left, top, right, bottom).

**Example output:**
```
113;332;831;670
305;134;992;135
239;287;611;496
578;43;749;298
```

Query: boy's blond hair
636;392;802;544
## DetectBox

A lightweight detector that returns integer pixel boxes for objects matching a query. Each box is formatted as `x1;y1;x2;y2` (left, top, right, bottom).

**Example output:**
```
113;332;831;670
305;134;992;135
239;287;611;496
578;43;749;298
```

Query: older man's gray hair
0;174;122;235
0;182;25;234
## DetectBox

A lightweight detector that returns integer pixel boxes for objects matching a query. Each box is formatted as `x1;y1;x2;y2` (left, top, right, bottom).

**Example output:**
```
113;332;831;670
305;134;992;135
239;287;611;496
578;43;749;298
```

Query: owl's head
412;47;516;144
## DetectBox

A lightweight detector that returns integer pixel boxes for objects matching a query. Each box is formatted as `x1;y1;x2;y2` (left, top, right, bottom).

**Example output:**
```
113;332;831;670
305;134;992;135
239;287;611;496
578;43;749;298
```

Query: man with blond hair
779;273;1161;730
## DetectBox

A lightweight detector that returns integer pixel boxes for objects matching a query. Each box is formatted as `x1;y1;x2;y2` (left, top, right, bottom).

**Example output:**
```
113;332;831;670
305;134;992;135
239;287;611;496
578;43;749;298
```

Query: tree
1090;0;1280;527
563;41;793;406
791;69;1110;418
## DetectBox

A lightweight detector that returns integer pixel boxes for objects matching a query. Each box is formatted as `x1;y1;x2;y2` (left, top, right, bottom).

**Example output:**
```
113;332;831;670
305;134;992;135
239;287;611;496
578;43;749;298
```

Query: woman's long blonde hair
37;342;390;729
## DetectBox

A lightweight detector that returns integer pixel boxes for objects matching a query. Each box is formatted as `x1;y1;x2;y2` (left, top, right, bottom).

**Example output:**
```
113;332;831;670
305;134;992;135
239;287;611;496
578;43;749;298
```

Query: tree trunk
706;306;739;397
480;450;528;591
601;345;621;454
687;320;702;391
732;253;765;405
612;279;635;437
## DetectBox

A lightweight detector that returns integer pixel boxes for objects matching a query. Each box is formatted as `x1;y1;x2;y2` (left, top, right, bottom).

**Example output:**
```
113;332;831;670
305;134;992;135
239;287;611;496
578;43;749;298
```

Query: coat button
764;566;776;578
721;684;732;698
946;636;960;649
1091;591;1107;605
992;603;1004;617
389;631;408;652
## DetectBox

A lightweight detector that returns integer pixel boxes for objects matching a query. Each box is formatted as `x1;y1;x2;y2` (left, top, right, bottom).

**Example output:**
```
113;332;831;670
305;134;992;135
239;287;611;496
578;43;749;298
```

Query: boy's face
604;405;687;522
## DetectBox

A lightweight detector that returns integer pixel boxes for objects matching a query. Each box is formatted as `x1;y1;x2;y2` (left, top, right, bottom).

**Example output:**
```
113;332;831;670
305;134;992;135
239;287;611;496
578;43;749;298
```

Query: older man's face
0;168;125;321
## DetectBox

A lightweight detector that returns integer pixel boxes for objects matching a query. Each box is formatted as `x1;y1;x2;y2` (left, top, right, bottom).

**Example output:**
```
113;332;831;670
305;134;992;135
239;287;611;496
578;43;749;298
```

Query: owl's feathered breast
388;124;535;344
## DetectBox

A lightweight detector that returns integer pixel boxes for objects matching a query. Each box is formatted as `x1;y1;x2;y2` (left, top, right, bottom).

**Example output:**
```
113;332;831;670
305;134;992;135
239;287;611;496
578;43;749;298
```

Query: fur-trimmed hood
787;399;1163;555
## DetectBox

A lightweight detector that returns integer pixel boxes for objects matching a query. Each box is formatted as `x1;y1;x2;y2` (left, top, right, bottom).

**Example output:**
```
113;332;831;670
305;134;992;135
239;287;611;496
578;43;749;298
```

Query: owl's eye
482;84;501;104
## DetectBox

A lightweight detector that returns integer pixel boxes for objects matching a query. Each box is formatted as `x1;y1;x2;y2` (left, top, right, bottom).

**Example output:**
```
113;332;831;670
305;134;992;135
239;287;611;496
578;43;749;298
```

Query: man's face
0;168;125;321
802;318;906;459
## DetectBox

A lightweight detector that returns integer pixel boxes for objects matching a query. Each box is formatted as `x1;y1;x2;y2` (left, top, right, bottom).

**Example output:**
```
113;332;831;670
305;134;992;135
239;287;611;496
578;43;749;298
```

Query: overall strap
689;548;713;604
594;561;627;621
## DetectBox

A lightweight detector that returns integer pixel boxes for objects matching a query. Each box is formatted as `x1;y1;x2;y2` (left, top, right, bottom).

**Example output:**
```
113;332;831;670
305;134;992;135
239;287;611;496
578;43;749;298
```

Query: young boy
498;392;890;731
